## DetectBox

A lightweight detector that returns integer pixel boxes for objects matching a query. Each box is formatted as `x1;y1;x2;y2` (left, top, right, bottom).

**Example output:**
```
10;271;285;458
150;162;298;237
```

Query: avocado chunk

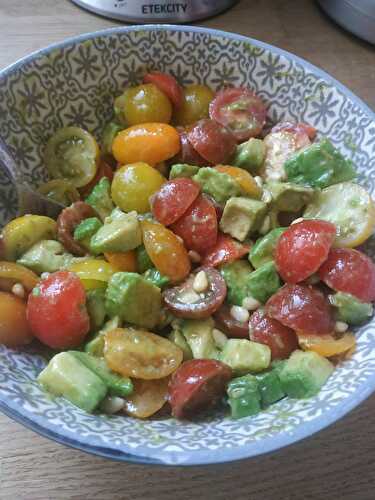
247;261;281;304
220;260;253;306
143;268;170;289
279;350;334;399
227;374;262;419
37;352;107;412
74;217;102;242
329;292;373;325
220;197;267;241
169;163;200;180
231;138;266;174
90;210;142;254
17;240;73;274
249;227;287;268
168;330;193;361
70;351;133;398
101;121;123;155
181;318;220;360
255;370;285;407
84;316;121;357
86;288;107;332
105;272;161;329
136;244;154;273
193;167;243;205
284;138;356;189
220;339;271;375
267;182;315;212
85;177;114;221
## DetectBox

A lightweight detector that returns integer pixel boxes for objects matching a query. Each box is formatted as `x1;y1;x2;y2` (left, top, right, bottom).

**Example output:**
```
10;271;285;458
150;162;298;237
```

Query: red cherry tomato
249;309;298;360
214;304;249;338
266;284;334;335
151;178;200;226
170;194;218;253
144;72;183;109
27;271;90;349
202;233;250;268
209;87;266;141
319;248;375;302
271;121;316;146
79;160;114;198
174;127;208;166
187;119;236;165
168;359;232;419
275;220;336;283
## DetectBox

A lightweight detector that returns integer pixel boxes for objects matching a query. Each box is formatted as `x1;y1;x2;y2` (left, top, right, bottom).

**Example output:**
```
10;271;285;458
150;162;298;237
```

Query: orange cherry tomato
141;220;191;283
214;165;262;199
0;261;39;294
0;291;34;347
112;123;180;166
104;251;137;272
123;377;170;418
297;331;356;357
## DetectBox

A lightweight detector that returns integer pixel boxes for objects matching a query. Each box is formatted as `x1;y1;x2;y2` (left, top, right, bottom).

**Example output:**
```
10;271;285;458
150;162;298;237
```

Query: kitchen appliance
318;0;375;44
71;0;238;23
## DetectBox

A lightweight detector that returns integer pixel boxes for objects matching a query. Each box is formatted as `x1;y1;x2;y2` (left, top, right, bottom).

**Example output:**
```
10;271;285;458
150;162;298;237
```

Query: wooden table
0;1;374;498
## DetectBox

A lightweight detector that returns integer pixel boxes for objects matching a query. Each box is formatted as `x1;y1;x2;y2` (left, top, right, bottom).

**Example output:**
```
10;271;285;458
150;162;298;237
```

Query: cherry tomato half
319;248;375;302
144;72;183;109
173;127;208;166
202;233;250;268
170;194;218;254
151;178;201;226
0;261;39;294
266;284;334;335
123;377;170;418
104;251;137;272
214;304;249;338
168;359;232;419
173;84;215;126
79;160;114;198
249;309;298;360
27;271;90;349
0;291;34;347
296;331;356;358
275;220;336;283
187;119;236;165
209;87;266;141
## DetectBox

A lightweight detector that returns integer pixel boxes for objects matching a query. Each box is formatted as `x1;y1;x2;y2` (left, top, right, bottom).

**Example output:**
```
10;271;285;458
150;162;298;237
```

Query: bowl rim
0;23;374;466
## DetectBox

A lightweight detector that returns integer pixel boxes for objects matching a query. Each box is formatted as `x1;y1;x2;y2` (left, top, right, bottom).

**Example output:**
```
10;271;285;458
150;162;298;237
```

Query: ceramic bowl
0;25;374;466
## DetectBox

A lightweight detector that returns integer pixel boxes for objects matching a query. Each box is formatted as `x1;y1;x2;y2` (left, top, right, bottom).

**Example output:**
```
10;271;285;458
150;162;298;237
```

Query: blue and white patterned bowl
0;25;374;466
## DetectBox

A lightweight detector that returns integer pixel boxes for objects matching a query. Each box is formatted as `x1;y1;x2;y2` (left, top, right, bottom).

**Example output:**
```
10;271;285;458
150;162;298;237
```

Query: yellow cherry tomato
297;331;356;358
104;251;137;272
141;220;191;283
0;261;39;294
123;377;170;418
1;215;57;261
67;259;117;290
173;84;215;126
214;165;262;199
104;328;183;380
121;84;172;126
112;123;180;166
0;291;33;347
111;162;166;214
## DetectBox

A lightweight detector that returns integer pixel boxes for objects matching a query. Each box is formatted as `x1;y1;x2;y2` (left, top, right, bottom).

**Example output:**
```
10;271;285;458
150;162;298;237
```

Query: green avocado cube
220;197;267;241
169;163;200;179
249;227;287;269
37;352;107;412
70;351;133;398
329;292;373;325
279;350;334;399
85;177;114;221
267;182;315;212
284;138;356;189
220;339;271;375
247;261;281;304
143;268;170;289
227;374;262;419
84;316;121;357
74;217;102;242
255;370;285;407
86;288;106;332
136;245;154;273
193;167;243;205
105;272;161;329
168;330;193;361
17;240;74;274
90;211;142;254
231;138;266;174
220;260;253;306
181;318;219;360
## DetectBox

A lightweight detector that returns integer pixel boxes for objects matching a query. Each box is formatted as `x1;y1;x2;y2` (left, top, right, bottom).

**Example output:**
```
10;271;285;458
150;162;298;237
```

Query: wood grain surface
0;1;374;499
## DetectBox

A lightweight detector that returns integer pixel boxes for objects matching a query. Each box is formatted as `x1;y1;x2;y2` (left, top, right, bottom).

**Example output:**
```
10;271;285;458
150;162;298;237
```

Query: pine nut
335;321;348;333
193;270;209;293
291;217;304;225
41;272;50;280
188;250;201;263
262;189;273;204
212;328;228;349
179;289;200;304
230;305;250;323
11;283;25;299
100;396;125;414
242;296;261;311
254;176;263;188
259;215;271;235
